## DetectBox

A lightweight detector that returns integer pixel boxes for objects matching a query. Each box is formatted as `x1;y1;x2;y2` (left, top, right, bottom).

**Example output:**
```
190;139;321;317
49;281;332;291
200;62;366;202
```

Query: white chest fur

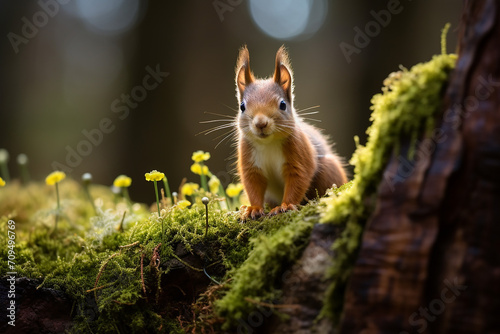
251;140;286;204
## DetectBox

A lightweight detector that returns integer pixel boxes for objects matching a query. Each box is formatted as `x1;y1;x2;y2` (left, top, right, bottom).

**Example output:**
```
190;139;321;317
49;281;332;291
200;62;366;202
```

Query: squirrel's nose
254;116;268;130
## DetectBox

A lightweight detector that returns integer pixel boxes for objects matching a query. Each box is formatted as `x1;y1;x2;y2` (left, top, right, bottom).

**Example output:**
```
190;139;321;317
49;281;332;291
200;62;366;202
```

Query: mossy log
0;178;336;333
339;1;500;333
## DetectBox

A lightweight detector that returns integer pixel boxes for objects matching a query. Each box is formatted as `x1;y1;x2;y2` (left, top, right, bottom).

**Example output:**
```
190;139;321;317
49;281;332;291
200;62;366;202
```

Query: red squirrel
235;45;347;219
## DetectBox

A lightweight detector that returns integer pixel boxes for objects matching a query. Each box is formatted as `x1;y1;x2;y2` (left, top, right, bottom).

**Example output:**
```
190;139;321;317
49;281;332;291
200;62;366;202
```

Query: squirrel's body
249;137;286;204
235;46;347;219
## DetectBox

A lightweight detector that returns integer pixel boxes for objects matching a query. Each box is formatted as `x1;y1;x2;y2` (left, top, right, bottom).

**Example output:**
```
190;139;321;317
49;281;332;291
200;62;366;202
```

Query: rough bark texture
264;223;340;334
339;0;500;333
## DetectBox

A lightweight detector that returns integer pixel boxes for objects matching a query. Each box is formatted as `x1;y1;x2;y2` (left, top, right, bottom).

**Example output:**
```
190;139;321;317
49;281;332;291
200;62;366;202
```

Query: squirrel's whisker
297;111;320;116
296;105;320;113
196;124;235;136
204;111;235;118
215;131;237;149
301;117;322;123
200;119;235;124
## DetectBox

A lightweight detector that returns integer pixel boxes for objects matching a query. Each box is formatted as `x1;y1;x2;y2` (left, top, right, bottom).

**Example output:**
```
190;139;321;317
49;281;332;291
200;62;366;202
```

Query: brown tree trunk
339;1;500;333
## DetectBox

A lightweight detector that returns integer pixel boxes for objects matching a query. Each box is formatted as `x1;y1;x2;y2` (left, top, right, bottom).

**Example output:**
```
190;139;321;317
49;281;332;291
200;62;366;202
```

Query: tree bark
339;0;500;333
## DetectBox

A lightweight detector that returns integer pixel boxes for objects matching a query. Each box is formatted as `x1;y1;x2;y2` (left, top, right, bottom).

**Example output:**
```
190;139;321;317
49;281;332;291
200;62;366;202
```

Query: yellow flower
181;182;199;196
113;175;132;188
176;200;191;209
208;175;220;194
190;163;210;176
0;177;5;187
45;171;66;185
226;183;244;198
145;170;165;181
191;150;211;163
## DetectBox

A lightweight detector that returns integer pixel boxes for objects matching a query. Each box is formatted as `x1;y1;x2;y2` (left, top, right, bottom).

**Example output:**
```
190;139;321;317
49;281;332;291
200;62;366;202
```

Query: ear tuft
273;45;294;103
235;45;254;100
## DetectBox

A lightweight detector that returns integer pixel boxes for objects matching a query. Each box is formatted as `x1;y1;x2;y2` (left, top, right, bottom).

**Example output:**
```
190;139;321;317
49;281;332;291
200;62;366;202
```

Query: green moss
1;178;332;332
320;52;457;322
214;185;350;330
215;204;317;329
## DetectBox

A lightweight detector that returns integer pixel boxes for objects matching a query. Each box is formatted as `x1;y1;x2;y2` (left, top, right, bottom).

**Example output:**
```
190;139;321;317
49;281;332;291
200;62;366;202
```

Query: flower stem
123;188;132;207
162;177;173;206
199;161;208;192
153;181;161;217
84;185;96;215
153;180;164;256
20;165;30;184
54;183;60;233
204;202;209;238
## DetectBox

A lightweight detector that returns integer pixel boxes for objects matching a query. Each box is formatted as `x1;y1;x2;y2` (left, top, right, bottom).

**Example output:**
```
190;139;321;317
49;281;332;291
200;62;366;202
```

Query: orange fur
235;45;347;219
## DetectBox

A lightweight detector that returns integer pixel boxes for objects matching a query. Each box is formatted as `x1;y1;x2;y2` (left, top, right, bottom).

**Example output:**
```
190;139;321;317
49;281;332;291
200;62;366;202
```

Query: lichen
320;52;457;322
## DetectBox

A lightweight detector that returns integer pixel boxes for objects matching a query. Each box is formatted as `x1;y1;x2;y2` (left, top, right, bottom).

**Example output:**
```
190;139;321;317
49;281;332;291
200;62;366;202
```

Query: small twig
244;297;301;310
176;315;186;331
94;253;119;287
172;254;203;272
170;284;187;296
119;241;140;249
86;281;117;293
151;243;162;270
205;260;222;268
93;252;119;301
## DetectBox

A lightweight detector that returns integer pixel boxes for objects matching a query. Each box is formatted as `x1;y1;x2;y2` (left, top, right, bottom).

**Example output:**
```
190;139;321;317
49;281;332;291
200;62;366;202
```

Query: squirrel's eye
240;102;246;112
279;100;287;111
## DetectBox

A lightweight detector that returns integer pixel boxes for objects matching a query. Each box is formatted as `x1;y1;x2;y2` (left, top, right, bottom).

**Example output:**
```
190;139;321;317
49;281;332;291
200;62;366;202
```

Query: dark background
0;1;461;204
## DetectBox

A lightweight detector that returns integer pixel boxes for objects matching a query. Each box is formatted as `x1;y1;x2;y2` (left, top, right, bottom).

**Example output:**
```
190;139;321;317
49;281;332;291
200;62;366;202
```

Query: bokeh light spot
73;0;142;35
248;0;328;40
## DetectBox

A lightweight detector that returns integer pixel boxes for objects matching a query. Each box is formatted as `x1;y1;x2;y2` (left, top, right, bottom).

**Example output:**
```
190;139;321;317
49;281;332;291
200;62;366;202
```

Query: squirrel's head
235;45;295;142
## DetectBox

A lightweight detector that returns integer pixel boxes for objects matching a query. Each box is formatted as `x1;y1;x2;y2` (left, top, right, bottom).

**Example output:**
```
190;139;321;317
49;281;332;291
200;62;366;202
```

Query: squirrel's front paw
269;203;298;216
240;205;265;220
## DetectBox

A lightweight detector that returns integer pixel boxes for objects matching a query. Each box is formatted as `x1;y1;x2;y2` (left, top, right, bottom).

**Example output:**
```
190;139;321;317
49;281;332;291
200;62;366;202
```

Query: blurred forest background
0;0;460;204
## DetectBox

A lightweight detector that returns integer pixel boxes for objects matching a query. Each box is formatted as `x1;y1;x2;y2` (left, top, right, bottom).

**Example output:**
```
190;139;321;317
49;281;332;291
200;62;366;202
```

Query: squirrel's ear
273;45;293;103
235;45;254;100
